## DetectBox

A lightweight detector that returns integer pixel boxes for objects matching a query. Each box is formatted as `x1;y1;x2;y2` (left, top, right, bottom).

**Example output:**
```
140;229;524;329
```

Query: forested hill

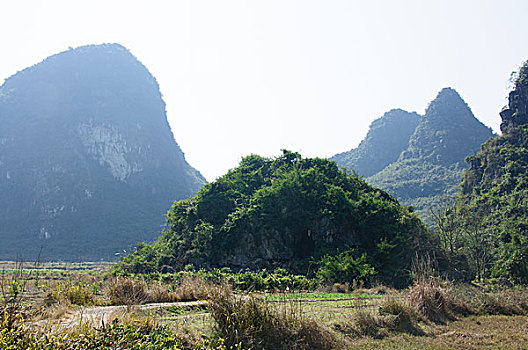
118;151;428;287
0;44;206;261
456;61;528;283
400;88;493;167
331;109;420;177
333;88;494;215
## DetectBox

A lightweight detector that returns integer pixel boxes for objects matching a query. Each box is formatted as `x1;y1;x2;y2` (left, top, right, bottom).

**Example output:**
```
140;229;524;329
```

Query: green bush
117;150;426;287
315;249;376;286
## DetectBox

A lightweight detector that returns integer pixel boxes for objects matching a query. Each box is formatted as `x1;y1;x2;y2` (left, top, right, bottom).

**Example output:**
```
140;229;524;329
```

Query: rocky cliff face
0;44;205;260
462;63;528;196
500;79;528;132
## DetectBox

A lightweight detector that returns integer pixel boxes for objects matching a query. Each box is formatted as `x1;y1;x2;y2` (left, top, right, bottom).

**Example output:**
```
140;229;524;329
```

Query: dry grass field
1;262;528;349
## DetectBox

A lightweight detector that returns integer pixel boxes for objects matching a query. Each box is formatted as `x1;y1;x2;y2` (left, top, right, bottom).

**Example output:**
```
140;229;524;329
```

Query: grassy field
1;262;528;349
345;315;528;349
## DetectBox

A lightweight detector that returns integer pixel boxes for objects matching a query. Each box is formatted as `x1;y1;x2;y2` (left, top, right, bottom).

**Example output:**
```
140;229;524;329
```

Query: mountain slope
331;109;420;177
458;62;528;283
0;44;206;260
368;88;493;213
333;88;494;215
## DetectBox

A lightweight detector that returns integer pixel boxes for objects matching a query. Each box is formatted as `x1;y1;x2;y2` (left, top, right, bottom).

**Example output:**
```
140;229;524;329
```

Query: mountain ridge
332;87;494;215
331;109;420;177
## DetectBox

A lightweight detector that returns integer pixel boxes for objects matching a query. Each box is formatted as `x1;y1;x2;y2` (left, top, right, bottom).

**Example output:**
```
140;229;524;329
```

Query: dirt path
34;300;208;329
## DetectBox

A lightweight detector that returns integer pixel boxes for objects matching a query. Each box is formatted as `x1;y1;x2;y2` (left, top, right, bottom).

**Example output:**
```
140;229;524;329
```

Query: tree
429;199;464;279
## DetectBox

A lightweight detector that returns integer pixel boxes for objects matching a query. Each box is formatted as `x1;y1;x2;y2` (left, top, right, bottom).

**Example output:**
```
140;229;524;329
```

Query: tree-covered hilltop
0;44;205;260
118;151;428;286
451;61;528;283
331;109;420;177
367;88;493;215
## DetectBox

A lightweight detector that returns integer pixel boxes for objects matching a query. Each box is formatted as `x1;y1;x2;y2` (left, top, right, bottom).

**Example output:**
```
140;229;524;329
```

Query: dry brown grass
104;276;214;305
208;285;338;350
331;283;350;293
344;315;528;349
334;296;425;340
172;276;213;301
407;280;453;323
105;277;150;305
447;283;528;317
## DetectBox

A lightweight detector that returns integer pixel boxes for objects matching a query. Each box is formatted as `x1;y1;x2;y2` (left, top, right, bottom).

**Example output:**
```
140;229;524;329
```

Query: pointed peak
432;87;465;104
438;87;459;95
424;87;471;118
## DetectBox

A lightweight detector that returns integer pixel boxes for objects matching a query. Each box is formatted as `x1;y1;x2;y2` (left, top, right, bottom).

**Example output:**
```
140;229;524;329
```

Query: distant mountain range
332;88;494;216
0;44;206;260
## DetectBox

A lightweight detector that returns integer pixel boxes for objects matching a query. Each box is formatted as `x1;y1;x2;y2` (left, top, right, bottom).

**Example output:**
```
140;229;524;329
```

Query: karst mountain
332;88;494;215
0;44;205;260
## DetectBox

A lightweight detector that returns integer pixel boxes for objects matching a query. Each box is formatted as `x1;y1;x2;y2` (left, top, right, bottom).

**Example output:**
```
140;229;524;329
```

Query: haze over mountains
0;44;205;260
332;88;494;214
0;43;501;262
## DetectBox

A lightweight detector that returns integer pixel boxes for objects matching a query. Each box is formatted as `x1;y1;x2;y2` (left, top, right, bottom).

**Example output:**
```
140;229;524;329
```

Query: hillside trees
429;201;491;282
119;151;430;287
430;61;528;284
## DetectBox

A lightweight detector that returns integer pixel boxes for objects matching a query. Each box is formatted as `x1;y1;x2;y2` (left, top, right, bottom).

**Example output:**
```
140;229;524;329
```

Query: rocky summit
0;44;205;260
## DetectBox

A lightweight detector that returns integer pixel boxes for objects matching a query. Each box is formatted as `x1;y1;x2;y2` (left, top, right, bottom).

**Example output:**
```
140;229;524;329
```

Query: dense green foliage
315;249;376;286
115;268;318;292
460;124;528;280
368;160;466;217
0;44;205;260
1;318;190;350
431;62;528;283
119;151;427;287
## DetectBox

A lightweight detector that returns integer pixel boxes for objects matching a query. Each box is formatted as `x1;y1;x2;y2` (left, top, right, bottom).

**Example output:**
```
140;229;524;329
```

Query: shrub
378;296;424;335
407;280;452;323
44;281;98;306
444;283;528;317
105;277;149;305
332;283;350;293
353;309;386;338
316;249;376;287
0;316;203;349
341;297;424;339
172;276;213;302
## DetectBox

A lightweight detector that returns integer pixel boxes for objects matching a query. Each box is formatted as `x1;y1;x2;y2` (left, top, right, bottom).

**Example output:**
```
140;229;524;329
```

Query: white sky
2;1;528;181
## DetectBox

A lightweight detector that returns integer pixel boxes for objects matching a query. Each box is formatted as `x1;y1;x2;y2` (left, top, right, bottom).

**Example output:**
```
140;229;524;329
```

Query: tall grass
208;285;338;350
0;259;33;330
104;275;213;305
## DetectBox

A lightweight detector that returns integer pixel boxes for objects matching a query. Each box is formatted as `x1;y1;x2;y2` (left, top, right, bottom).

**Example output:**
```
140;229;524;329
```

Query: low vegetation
2;261;528;349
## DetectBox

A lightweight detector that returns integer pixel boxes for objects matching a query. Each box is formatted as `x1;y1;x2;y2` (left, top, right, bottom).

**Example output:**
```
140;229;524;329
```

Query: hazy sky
2;1;528;181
